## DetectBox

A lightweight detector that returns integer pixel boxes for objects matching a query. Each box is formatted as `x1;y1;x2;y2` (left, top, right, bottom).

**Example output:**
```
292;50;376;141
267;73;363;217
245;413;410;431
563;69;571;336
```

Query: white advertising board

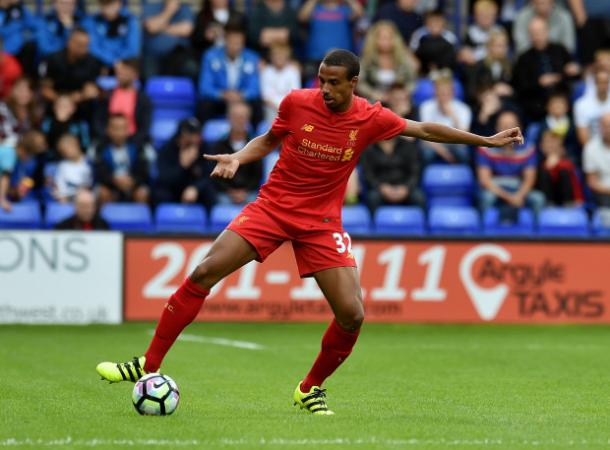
0;231;123;324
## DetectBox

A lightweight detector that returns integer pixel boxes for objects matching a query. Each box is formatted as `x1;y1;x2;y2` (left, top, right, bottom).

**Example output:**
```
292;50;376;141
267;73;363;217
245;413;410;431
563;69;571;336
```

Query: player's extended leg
293;267;363;415
96;230;258;382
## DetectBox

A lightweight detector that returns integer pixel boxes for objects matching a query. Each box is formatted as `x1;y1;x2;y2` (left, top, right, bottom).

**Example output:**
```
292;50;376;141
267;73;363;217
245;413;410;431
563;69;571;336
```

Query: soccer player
97;49;522;415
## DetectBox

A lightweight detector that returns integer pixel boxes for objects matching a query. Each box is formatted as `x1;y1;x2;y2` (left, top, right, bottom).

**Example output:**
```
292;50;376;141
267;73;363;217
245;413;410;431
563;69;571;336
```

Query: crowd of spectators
0;0;610;231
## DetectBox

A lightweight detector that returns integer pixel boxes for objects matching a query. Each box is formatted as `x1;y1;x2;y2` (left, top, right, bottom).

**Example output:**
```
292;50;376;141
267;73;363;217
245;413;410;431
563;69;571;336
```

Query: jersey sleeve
372;106;407;142
271;91;294;138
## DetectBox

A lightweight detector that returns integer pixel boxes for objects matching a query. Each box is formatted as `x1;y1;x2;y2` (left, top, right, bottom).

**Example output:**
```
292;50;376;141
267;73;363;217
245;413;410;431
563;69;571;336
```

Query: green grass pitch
2;323;610;449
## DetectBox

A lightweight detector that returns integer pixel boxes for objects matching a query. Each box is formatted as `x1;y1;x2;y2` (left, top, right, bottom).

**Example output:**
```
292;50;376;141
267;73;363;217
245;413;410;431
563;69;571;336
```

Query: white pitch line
147;330;265;350
1;437;608;447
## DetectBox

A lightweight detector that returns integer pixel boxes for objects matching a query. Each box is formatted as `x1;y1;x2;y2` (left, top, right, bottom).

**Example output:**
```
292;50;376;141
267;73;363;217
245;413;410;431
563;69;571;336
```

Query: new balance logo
301;124;314;132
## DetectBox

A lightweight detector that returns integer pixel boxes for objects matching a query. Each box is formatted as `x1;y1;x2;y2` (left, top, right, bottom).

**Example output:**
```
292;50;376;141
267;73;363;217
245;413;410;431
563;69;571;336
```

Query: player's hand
486;127;523;148
204;154;240;179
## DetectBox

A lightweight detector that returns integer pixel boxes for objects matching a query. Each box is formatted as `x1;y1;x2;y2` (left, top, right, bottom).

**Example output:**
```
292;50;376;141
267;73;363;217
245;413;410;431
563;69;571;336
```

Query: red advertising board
124;238;610;323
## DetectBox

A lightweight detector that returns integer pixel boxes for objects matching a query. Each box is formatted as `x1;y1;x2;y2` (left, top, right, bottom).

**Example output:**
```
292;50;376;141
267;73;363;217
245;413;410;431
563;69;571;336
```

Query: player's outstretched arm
204;130;280;179
403;120;523;148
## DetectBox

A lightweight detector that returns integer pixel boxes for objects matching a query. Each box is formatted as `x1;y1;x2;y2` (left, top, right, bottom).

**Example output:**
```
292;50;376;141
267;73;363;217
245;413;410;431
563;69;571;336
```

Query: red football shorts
226;199;357;278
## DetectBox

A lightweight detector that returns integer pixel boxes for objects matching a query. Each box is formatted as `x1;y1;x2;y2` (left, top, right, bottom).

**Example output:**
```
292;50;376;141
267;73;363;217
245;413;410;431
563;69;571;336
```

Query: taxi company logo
301;124;315;132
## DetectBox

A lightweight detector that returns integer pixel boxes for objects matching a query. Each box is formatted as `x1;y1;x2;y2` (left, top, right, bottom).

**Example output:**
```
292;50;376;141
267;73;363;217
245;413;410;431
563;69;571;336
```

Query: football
132;373;180;416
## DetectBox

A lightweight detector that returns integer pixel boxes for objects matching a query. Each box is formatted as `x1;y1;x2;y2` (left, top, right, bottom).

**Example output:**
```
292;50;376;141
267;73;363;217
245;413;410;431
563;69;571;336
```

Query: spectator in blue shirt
142;0;195;79
36;0;87;57
198;22;262;126
477;110;546;214
82;0;140;68
0;0;38;76
373;0;423;45
298;0;363;68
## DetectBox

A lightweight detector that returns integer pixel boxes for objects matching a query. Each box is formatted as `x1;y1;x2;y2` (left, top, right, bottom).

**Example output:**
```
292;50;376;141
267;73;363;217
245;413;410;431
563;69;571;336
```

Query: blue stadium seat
145;77;195;109
44;202;75;229
412;77;465;107
342;205;371;235
209;204;242;233
537;207;589;237
428;206;480;236
101;203;153;232
423;164;474;197
374;206;425;236
427;196;473;208
0;202;41;229
592;208;610;237
155;203;207;233
151;117;179;147
96;75;140;91
483;208;535;236
203;119;230;144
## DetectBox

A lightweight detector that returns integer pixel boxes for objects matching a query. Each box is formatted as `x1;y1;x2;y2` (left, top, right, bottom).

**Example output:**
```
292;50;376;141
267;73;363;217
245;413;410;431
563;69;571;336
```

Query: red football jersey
261;88;406;223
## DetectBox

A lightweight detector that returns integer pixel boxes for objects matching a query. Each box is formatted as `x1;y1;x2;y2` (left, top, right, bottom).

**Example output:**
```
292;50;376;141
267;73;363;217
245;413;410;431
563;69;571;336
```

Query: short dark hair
119;58;140;72
322;49;360;79
71;26;89;37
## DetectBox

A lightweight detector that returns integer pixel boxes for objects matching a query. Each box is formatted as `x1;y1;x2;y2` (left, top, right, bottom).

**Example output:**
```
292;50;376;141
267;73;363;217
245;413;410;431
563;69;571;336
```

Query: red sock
144;278;209;372
300;319;361;392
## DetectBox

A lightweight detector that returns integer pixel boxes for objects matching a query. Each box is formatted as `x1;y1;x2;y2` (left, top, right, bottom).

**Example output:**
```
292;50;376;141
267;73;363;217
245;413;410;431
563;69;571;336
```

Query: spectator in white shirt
583;112;610;207
53;133;92;202
260;42;301;123
574;68;610;146
419;72;472;164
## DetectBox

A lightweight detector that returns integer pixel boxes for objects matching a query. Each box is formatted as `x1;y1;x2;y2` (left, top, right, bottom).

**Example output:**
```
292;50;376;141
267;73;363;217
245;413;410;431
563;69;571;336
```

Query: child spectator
209;101;261;205
95;58;152;147
260;42;301;123
537;92;578;159
41;94;90;158
198;23;262;126
142;0;195;79
458;0;503;66
410;10;458;74
477;110;546;214
53;133;92;202
54;188;110;230
0;130;47;210
36;0;86;58
82;0;140;68
0;37;23;100
95;113;149;204
357;21;418;103
536;130;584;207
583;112;610;207
419;72;472;164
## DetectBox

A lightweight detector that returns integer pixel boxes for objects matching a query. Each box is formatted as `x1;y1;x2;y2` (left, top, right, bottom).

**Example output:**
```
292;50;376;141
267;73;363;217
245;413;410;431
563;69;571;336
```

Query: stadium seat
96;75;140;91
44;203;75;229
0;202;41;229
202;119;230;144
342;205;371;235
592;208;610;237
101;203;153;232
209;204;242;233
145;77;195;110
483;208;535;236
151;117;179;147
428;206;480;236
423;164;474;197
374;206;425;236
155;203;207;234
537;207;589;237
427;196;473;208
